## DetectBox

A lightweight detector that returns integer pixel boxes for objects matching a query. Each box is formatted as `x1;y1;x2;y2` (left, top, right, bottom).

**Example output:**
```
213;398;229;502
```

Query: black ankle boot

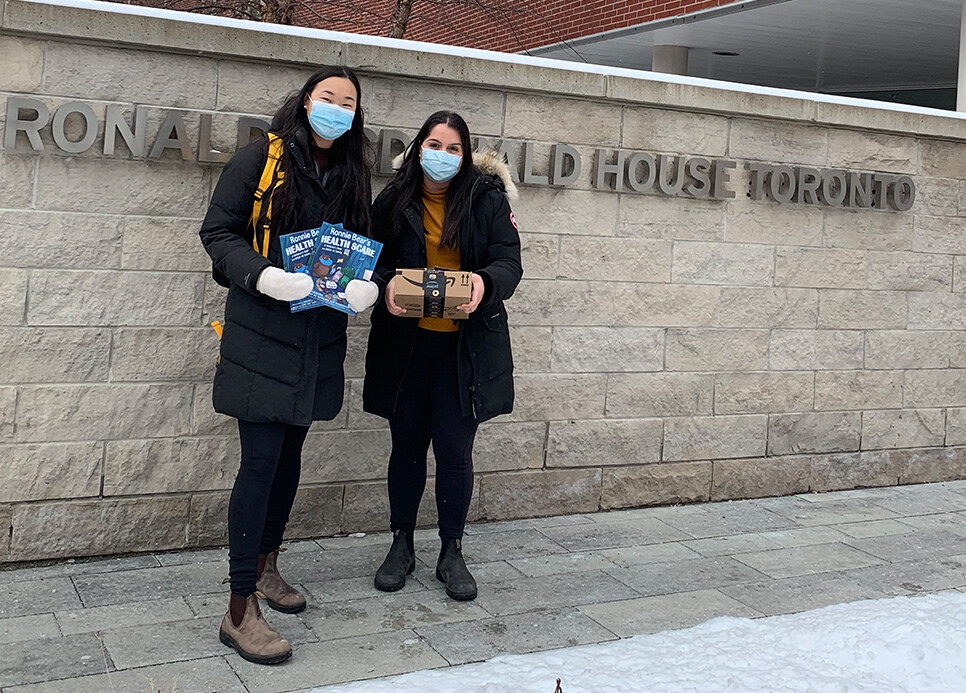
374;529;415;592
436;538;477;601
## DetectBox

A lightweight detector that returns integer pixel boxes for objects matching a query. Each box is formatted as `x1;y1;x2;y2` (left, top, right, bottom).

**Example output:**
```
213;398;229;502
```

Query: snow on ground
312;592;966;693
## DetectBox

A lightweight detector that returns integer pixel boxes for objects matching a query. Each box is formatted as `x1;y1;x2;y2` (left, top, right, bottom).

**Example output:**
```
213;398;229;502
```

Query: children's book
279;223;383;315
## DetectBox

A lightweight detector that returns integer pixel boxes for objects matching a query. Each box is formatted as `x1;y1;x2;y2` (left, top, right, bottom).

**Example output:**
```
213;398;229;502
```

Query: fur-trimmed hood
472;149;518;200
391;148;518;200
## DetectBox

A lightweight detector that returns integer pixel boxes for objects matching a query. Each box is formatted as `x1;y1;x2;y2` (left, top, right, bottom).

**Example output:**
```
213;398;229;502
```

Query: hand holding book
278;222;383;315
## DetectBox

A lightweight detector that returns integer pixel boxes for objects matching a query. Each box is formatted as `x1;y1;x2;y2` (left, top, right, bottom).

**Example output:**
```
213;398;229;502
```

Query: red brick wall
110;0;739;52
400;0;739;52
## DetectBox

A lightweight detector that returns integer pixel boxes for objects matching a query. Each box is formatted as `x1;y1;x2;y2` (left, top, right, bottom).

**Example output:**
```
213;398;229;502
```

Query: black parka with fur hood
362;152;523;424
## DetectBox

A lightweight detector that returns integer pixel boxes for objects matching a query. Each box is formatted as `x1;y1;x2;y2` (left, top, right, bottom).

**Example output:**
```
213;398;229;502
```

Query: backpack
211;133;286;288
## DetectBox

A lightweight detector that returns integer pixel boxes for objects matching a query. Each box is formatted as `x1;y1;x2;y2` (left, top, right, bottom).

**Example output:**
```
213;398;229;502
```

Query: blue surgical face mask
421;147;462;183
307;101;354;140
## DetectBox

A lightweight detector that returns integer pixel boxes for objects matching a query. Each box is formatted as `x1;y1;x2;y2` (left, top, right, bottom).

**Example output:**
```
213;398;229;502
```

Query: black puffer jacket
363;153;523;424
200;130;358;425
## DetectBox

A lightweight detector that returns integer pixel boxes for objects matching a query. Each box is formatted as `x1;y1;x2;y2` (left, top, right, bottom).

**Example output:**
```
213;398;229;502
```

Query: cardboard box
394;268;472;319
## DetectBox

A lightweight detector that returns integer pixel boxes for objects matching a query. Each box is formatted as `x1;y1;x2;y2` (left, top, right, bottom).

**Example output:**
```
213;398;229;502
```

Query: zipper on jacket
388;203;426;417
463;175;485;420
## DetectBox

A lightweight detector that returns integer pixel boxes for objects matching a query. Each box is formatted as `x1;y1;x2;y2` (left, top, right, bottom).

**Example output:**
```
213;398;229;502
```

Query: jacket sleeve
199;142;273;294
369;188;397;292
476;192;523;308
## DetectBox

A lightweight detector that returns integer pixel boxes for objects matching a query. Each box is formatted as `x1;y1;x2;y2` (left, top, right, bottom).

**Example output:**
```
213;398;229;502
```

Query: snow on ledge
18;0;966;122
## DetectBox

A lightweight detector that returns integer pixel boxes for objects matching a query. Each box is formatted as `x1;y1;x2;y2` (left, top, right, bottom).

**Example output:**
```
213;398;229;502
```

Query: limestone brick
904;369;966;408
481;469;601;519
112;328;216;381
367;78;505;136
713;372;814;415
862;409;945;450
550;327;664;373
27;271;204;327
717;288;818;328
814;370;903;411
520;233;560;280
16;384;192;442
768;412;861;456
673;242;774;286
0;35;43;92
504;93;621;146
769;329;863;370
729;119;828;166
560;237;670;283
547;418;663;467
622;108;729;157
605;373;714;418
43;41;217;108
824;209;913;251
103;437;238;495
711;456;810;501
474;422;547;473
9;497;190;561
0;442;101;502
775;248;867;289
867;252;951;292
725;203;823;247
600;462;711;510
618;195;725;241
663;415;767;462
818;290;907;330
515;188;618;238
504;374;607;422
0;211;122;269
0;328;110;383
666;329;769;371
826;129;917;174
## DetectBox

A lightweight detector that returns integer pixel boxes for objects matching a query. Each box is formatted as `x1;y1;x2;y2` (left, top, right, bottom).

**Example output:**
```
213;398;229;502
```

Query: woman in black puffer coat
199;66;374;666
363;111;522;602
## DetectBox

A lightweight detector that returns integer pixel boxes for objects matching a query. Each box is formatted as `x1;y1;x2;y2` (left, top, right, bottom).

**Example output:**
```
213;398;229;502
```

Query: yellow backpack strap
250;133;286;258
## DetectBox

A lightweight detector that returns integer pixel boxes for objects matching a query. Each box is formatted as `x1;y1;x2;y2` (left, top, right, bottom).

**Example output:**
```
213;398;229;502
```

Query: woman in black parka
199;66;375;665
363;111;522;602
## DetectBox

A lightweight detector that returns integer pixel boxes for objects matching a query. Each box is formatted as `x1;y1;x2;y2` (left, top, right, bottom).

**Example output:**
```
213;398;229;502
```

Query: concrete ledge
344;42;609;99
606;74;817;122
5;0;966;139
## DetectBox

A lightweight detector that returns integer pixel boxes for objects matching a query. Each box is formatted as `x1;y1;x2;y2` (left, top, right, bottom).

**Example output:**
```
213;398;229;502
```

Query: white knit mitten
345;279;379;313
256;267;314;301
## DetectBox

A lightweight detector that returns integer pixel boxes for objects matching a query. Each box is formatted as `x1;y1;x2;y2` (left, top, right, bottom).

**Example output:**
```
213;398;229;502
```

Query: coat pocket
481;307;513;379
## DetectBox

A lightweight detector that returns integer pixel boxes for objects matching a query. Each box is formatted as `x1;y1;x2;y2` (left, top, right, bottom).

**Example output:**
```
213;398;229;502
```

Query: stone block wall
1;0;966;562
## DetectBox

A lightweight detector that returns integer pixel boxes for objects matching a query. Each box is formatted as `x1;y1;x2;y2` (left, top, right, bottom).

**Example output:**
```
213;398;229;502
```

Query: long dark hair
268;66;372;236
388;111;476;250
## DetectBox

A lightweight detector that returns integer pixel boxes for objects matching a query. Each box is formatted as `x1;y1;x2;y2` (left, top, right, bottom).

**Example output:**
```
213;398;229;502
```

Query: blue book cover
279;223;383;315
279;225;326;313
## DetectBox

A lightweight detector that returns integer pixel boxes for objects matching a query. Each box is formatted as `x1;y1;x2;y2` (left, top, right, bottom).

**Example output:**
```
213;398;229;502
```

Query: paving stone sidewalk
3;481;966;692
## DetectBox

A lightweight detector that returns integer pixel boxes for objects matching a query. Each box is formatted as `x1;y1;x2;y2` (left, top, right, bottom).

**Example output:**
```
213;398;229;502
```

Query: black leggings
228;420;309;597
388;329;478;541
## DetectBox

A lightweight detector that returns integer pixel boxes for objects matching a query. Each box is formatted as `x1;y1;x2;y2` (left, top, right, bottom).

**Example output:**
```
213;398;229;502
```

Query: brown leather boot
219;593;292;665
256;549;307;614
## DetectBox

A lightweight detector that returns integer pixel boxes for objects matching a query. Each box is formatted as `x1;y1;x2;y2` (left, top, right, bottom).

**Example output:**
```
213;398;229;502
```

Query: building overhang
529;0;961;96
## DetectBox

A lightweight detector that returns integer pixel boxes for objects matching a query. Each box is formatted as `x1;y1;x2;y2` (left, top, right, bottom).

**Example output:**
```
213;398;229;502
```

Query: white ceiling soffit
529;0;962;93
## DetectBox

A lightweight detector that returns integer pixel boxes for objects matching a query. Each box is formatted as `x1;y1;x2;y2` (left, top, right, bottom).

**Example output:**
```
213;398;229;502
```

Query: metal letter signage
1;96;917;212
